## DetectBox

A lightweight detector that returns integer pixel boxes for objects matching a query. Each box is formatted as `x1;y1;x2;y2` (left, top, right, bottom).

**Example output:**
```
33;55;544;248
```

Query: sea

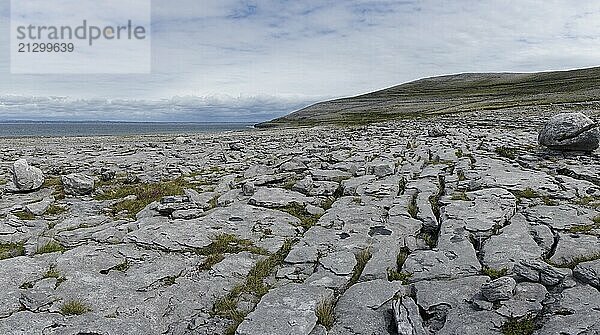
0;121;255;138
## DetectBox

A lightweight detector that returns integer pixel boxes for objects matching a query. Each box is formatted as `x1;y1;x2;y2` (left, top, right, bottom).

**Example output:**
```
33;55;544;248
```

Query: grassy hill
256;67;600;128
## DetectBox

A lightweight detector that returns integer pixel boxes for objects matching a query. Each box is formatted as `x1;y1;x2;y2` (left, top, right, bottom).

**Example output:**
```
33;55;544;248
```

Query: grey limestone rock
236;284;333;335
481;277;516;302
11;159;44;192
62;173;94;195
573;259;600;289
538;112;599;151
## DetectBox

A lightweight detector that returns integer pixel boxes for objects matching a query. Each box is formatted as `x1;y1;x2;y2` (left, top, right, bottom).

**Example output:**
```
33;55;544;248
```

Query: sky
1;0;600;122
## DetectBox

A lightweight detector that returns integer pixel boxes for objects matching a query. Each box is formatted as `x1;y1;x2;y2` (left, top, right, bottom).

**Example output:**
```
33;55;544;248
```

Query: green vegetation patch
0;242;25;260
36;241;66;255
495;146;518;160
13;210;35;220
60;300;91;316
281;203;322;230
546;252;600;269
451;191;470;201
569;222;600;234
95;177;191;217
45;204;68;216
43;266;67;288
574;196;600;209
513;188;539;200
501;316;536;335
407;193;419;219
213;239;295;335
42;176;65;200
315;298;336;330
198;234;268;257
198;234;268;272
387;247;412;284
348;248;372;287
482;266;508;280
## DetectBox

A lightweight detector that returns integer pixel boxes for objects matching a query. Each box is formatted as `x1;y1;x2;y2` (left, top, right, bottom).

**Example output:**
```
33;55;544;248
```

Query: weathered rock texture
538;112;599;151
0;107;599;335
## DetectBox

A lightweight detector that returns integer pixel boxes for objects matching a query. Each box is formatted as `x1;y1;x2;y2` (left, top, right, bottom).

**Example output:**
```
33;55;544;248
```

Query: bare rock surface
0;108;599;334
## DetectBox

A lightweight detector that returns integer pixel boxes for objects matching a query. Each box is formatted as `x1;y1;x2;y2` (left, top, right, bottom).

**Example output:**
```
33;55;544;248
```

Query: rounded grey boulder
11;159;44;191
538;112;599;151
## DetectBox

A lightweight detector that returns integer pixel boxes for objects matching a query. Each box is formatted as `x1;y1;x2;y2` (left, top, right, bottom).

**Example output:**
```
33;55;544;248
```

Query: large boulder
61;173;94;195
538;112;599;151
11;159;44;191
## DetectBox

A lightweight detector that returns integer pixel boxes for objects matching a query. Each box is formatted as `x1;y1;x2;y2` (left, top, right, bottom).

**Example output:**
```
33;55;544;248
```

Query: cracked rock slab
236;283;333;335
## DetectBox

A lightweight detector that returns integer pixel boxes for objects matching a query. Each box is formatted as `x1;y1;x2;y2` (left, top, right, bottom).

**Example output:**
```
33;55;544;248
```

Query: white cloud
0;94;322;122
0;0;599;121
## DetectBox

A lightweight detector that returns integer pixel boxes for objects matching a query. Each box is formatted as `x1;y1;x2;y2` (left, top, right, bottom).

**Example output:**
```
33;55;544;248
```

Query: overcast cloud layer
1;0;599;122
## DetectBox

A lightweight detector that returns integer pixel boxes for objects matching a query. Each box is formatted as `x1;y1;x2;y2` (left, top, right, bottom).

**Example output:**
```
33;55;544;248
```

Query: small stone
481;277;516;302
25;197;54;216
428;125;446;137
242;182;255;196
229;142;244;151
61;173;94;195
100;167;116;182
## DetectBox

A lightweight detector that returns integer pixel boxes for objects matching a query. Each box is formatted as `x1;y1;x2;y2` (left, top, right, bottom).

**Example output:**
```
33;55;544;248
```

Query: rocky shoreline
0;108;599;335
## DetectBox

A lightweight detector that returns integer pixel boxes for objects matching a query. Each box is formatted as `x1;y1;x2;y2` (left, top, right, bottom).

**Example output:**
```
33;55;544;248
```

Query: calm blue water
0;122;254;138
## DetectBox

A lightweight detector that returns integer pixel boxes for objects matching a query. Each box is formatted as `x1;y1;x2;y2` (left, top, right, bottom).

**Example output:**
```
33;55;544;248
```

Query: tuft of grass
451;191;470;201
13;210;35;220
60;300;91;316
197;234;268;257
457;170;466;181
321;197;336;210
0;242;25;260
541;196;558;206
569;223;600;234
574;196;600;209
315;298;335;330
398;177;407;195
455;148;464;158
43;266;67;288
281;203;322;230
43;176;65;200
407;193;419;219
36;241;66;255
495;146;518;160
387;247;412;284
199;253;225;271
348;248;372;287
114;260;130;272
281;179;298;190
95;177;191;217
0;178;6;186
43;267;61;279
387;270;412;284
501;316;536;335
213;239;295;334
482;267;508;280
594;216;600;224
45;205;68;216
514;188;539;200
546;252;600;269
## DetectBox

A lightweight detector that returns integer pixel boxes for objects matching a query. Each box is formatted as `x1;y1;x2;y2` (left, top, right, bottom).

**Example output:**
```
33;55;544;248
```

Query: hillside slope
256;67;600;127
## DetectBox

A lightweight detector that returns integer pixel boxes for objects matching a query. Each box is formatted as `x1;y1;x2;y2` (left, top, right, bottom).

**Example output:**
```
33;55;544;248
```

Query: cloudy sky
1;0;599;122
